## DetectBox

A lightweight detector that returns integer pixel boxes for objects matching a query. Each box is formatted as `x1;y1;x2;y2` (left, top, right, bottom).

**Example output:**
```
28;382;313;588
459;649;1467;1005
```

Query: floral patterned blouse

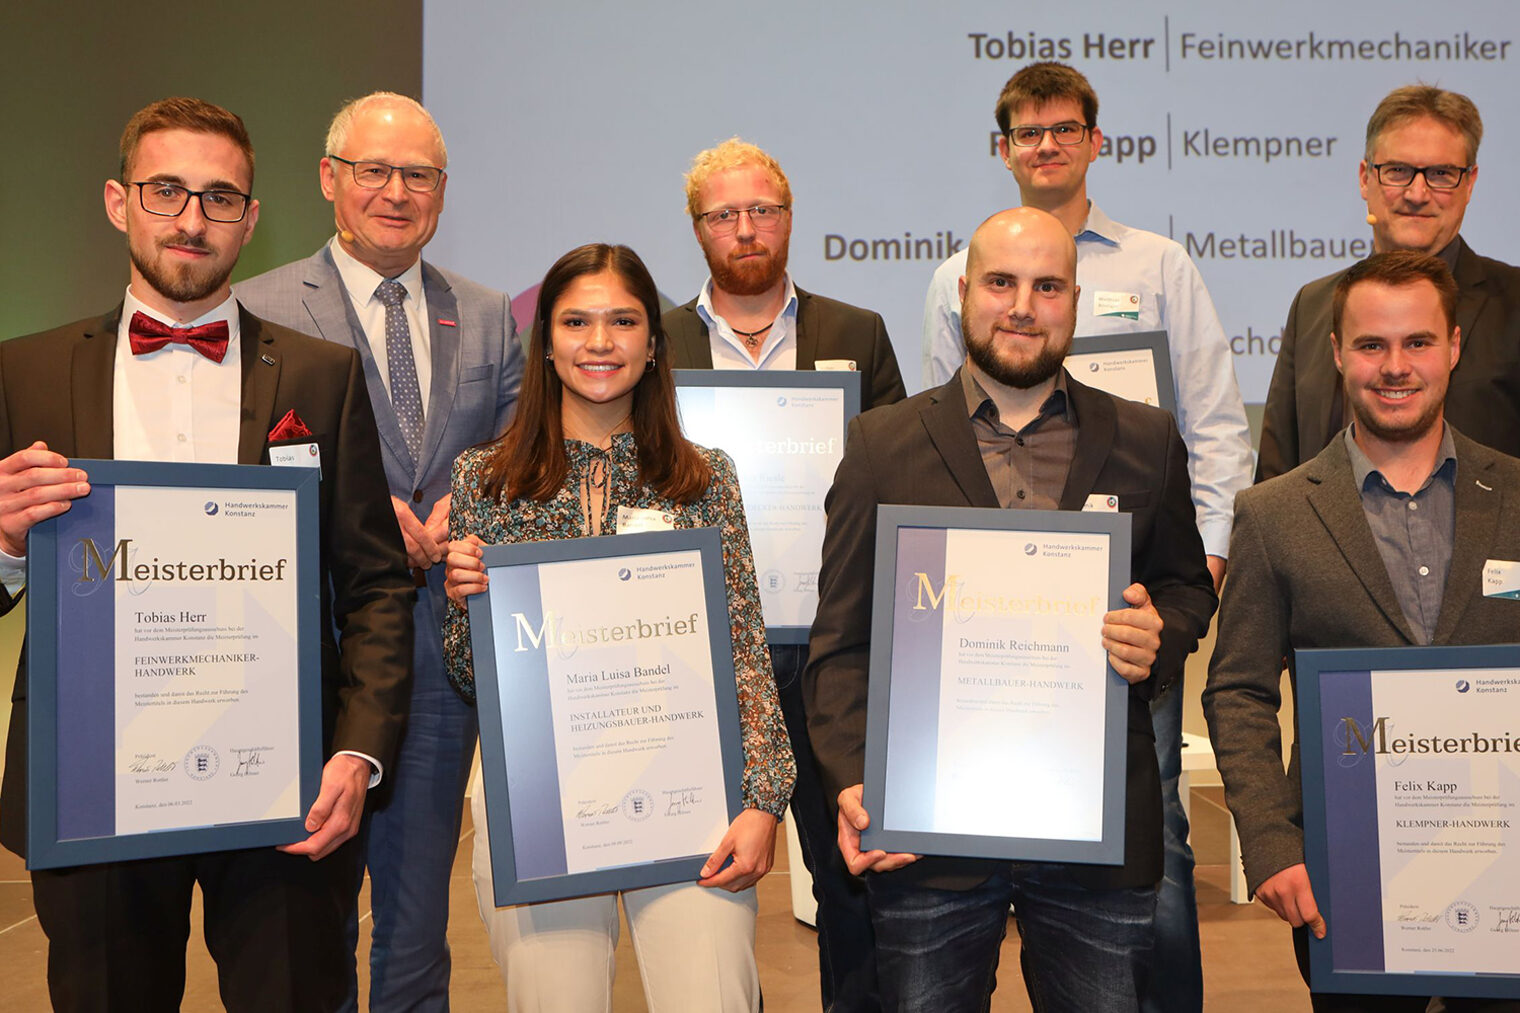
443;435;795;818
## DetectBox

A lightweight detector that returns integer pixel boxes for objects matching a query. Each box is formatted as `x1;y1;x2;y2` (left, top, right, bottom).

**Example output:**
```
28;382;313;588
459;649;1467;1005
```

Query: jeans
1140;683;1203;1013
772;644;880;1012
868;863;1156;1013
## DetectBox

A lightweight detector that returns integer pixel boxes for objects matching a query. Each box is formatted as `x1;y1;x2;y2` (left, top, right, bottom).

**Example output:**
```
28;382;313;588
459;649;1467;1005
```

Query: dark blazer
1205;430;1520;895
0;306;416;858
664;287;907;409
804;369;1217;891
237;246;523;638
1256;237;1520;481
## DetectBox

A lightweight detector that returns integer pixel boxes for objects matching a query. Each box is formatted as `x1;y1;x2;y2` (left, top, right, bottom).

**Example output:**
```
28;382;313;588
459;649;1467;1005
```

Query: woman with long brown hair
443;243;793;1011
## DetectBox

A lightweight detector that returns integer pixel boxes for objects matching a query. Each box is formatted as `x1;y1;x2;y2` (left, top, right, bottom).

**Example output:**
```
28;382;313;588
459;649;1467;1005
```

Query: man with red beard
665;138;906;1013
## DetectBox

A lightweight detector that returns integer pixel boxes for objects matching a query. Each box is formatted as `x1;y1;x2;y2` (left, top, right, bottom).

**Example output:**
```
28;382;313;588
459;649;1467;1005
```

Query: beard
961;316;1070;390
1345;379;1446;444
704;235;789;297
129;231;235;305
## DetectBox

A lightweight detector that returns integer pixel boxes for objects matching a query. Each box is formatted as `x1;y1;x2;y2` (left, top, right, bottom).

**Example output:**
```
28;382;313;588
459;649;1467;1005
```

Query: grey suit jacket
237;245;524;633
663;286;907;409
805;370;1217;891
1256;237;1520;481
1204;430;1520;894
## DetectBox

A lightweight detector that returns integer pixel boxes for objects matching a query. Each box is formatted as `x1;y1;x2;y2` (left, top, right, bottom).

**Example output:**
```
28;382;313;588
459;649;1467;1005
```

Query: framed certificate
1067;331;1177;416
674;369;861;644
861;505;1132;863
1298;645;1520;999
468;528;746;904
26;460;322;869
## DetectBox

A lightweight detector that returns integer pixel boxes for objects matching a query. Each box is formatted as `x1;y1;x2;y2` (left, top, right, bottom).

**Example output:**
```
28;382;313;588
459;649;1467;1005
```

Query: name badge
616;506;677;533
814;358;858;371
1483;558;1520;600
1093;291;1141;320
269;442;322;476
1082;493;1120;513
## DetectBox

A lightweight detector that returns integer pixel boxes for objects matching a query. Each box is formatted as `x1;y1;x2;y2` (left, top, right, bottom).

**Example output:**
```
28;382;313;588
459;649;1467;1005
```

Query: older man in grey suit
238;92;523;1012
1204;250;1520;1012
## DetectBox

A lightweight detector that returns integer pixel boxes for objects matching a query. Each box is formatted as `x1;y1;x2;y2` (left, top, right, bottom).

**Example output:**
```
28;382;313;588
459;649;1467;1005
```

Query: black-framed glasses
1007;122;1091;147
131;181;252;223
697;204;789;235
327;154;444;192
1369;162;1473;190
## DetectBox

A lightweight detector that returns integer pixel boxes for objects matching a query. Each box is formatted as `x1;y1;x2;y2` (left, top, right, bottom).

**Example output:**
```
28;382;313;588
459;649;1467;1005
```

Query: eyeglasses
1007;122;1091;147
131;181;252;223
1369;162;1473;190
327;154;445;192
697;204;789;235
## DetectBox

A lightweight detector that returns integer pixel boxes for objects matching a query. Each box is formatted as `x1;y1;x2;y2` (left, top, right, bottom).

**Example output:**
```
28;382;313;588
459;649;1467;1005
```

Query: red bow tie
128;311;230;363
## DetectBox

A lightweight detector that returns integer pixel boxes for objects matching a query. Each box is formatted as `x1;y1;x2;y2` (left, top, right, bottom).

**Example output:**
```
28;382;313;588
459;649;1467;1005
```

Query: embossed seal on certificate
184;745;220;781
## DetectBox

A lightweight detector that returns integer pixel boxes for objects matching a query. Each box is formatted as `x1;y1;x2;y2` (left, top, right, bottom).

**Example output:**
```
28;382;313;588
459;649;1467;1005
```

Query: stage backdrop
422;0;1517;410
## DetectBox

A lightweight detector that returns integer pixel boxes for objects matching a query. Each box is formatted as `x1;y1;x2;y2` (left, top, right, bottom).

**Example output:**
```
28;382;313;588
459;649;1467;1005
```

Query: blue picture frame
26;460;322;869
1297;644;1520;999
1068;329;1178;417
861;505;1132;864
467;527;746;905
673;369;862;645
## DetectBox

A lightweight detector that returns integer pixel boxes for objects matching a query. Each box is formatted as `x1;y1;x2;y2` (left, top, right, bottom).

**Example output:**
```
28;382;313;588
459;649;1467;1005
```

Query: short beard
705;236;789;297
130;232;234;305
962;317;1068;390
1346;382;1445;443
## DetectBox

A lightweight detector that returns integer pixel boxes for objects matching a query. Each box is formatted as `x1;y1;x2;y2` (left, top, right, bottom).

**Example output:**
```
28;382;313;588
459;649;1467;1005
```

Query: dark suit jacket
804;369;1217;891
237;246;523;639
664;287;907;409
1204;430;1520;894
0;306;415;858
1257;237;1520;481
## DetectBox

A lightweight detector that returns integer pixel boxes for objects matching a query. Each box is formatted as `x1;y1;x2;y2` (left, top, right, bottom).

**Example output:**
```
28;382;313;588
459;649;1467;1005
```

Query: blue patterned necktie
375;279;424;462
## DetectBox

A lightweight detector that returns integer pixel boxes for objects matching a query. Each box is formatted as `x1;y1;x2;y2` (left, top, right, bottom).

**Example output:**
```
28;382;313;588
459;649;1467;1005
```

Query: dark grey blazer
663;287;907;409
1204;429;1520;894
1256;237;1520;481
805;370;1218;891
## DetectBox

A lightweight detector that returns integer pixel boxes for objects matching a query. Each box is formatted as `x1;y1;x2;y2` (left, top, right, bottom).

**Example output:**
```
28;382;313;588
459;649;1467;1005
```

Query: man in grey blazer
1256;85;1520;482
238;92;523;1012
1205;251;1520;1012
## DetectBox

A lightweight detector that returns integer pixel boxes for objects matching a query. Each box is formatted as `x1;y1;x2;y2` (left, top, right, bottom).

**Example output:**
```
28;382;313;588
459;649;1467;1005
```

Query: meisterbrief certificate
1066;331;1176;416
28;461;319;868
674;371;858;641
1301;647;1520;996
862;507;1130;864
470;529;744;903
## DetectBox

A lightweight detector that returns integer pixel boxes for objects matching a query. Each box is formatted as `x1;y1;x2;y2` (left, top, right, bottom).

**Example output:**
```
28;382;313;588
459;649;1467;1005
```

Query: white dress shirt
696;274;799;371
921;202;1253;559
328;236;432;413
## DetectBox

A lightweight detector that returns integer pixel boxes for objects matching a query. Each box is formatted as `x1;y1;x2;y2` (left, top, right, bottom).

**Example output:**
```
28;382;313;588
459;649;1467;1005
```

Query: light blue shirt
921;202;1252;558
696;274;799;370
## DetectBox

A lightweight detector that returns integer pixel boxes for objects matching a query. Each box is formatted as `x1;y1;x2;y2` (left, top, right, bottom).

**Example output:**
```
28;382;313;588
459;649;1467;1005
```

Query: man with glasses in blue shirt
922;63;1252;1013
1257;85;1520;481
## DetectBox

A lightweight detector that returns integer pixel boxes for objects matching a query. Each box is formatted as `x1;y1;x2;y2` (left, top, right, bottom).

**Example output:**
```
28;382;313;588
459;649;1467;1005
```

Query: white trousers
469;764;761;1011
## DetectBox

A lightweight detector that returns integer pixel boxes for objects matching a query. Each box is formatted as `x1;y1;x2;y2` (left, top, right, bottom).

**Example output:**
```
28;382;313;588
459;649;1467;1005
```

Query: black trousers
32;838;360;1013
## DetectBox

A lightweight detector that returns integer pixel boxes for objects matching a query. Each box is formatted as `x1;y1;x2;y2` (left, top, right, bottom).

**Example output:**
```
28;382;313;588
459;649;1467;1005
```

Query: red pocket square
268;409;314;442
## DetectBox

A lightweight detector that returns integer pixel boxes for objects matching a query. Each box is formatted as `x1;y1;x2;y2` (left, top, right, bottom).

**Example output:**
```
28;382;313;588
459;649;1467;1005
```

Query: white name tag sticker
1082;493;1120;513
1093;291;1141;320
269;442;322;474
616;506;677;533
814;358;858;371
1483;558;1520;600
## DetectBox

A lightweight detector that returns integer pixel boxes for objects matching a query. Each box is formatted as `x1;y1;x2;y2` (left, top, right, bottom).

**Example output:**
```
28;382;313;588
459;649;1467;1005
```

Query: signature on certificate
1492;909;1520;933
663;788;703;816
230;747;272;777
127;753;176;774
